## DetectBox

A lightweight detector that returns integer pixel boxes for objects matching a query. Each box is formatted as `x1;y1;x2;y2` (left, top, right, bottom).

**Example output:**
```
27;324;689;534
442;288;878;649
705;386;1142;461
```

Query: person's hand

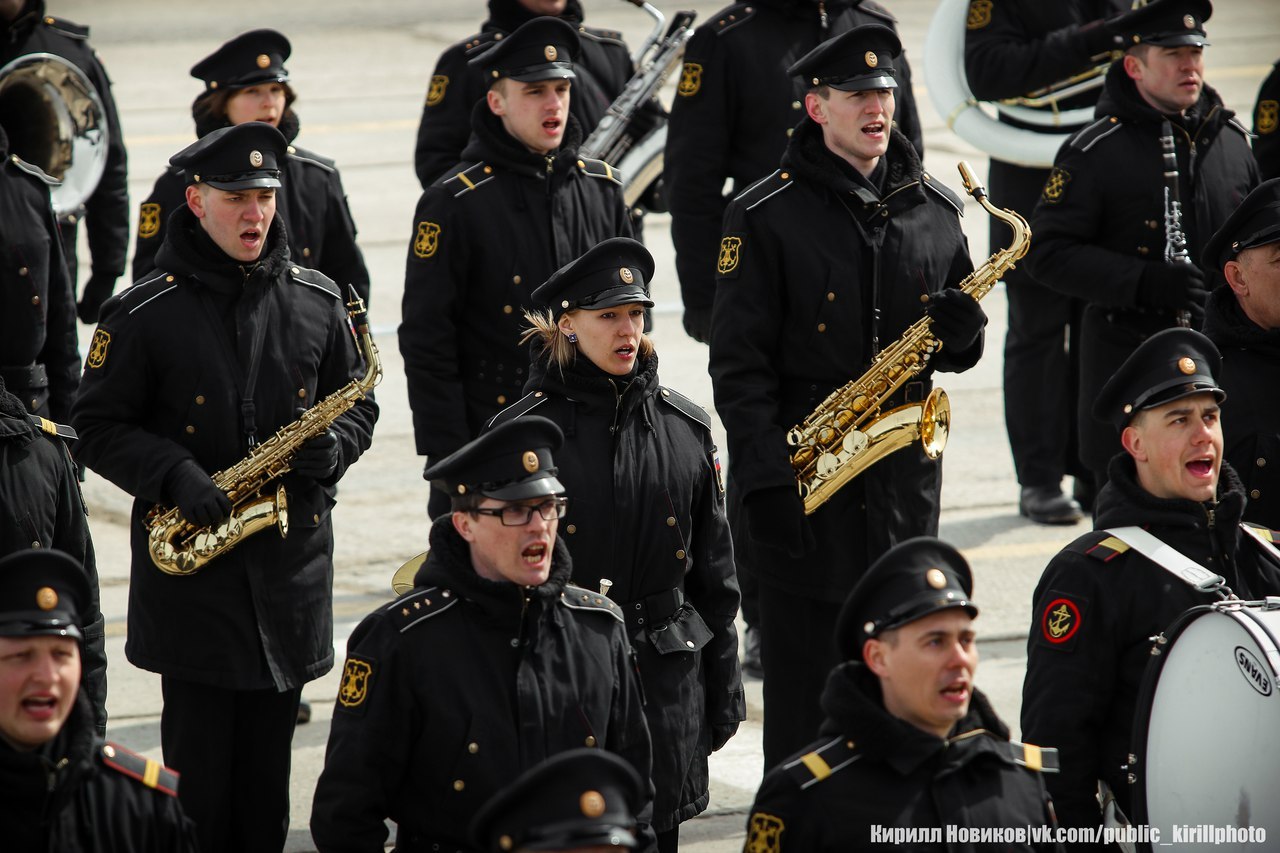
76;272;117;324
924;289;986;352
745;486;815;558
1137;262;1207;314
683;308;712;345
166;460;231;527
292;429;341;481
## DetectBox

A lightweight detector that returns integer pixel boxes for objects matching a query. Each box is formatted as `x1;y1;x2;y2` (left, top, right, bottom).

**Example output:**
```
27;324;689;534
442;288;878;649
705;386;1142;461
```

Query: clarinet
1159;119;1192;328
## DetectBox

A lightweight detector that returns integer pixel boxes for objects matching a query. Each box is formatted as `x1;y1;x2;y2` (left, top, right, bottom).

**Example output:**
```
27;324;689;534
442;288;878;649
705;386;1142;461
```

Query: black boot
1019;485;1084;525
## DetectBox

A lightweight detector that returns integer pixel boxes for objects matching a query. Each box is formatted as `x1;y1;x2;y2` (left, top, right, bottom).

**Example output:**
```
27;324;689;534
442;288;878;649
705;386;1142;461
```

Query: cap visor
881;598;979;634
1144;35;1210;47
830;74;898;92
1137;382;1226;414
203;175;283;191
523;826;638;850
577;287;654;312
482;472;565;501
507;65;577;83
0;614;83;640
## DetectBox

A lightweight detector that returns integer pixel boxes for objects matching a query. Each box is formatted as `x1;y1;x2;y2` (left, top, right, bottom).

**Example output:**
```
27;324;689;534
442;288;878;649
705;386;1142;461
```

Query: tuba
578;2;696;209
0;52;109;214
787;162;1031;515
147;293;382;576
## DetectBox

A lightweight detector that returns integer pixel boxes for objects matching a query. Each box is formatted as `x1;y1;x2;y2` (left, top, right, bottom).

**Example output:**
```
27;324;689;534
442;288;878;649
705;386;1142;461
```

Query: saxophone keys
842;430;870;457
816;452;841;479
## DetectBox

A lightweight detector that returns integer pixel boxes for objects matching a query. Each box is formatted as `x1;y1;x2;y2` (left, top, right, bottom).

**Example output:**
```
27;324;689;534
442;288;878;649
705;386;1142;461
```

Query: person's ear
452;510;476;542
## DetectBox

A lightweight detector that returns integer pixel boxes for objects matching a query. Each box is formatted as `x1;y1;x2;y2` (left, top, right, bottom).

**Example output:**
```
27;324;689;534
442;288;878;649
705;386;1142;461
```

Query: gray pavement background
47;0;1280;849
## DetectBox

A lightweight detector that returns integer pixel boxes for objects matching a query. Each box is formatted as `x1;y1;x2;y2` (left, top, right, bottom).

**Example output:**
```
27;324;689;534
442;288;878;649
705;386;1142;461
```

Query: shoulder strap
1240;523;1280;566
1104;526;1229;597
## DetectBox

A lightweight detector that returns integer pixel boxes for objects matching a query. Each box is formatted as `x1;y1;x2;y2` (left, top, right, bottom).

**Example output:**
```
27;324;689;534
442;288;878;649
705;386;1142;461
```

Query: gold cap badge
580;790;606;818
619;267;634;284
545;45;557;61
1178;356;1196;375
256;53;271;69
865;51;878;68
1183;14;1195;28
249;150;264;168
36;587;58;611
523;451;540;473
926;568;947;590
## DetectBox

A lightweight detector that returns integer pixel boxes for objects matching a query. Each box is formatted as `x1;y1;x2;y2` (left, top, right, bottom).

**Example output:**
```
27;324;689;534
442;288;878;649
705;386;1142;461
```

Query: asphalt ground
46;0;1280;849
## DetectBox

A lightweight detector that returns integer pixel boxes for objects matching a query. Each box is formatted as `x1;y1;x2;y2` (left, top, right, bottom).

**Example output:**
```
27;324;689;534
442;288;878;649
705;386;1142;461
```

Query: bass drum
1131;604;1280;850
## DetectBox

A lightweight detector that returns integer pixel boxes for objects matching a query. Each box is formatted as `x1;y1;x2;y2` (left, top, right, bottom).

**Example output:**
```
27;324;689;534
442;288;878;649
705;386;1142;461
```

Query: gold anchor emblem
1047;604;1072;639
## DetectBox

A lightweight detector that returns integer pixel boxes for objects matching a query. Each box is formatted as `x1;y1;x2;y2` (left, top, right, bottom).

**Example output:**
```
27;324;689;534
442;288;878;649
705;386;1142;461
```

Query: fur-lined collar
462;99;585;177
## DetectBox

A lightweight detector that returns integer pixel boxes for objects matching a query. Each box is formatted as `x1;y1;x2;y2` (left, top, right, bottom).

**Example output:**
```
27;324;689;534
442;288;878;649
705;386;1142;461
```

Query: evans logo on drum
1234;646;1274;697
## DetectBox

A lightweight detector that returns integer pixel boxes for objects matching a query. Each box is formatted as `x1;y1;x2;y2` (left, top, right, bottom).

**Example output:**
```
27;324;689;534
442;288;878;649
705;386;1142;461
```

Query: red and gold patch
1040;595;1083;648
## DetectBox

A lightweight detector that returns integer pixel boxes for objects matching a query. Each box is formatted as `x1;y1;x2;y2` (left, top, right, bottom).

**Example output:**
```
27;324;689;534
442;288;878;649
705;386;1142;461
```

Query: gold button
66;214;77;224
1252;489;1262;500
291;267;300;274
31;295;40;306
1147;220;1159;229
791;100;801;109
786;128;794;137
484;166;493;174
497;395;507;405
453;779;465;791
666;517;676;527
780;172;790;180
195;395;205;405
17;266;28;276
500;836;513;851
534;391;544;397
513;274;522;284
1258;458;1267;467
567;524;577;534
827;292;836;302
577;159;585;168
817;323;827;332
166;275;175;282
685;640;695;648
302;247;311;258
298;388;307;398
185;425;195;434
1137;246;1149;256
468;742;479;754
503;304;513;314
676;549;686;560
584;735;597;747
103;744;116;758
313;514;320;523
661;389;671;397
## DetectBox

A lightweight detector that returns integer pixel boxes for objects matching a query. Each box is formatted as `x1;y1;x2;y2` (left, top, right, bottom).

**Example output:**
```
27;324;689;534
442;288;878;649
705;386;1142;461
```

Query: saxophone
146;292;382;576
787;162;1030;515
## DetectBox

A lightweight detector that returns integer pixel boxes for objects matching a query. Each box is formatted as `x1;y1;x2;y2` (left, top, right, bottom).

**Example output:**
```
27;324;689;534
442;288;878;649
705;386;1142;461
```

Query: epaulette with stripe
42;15;89;39
1006;740;1059;773
98;741;180;797
1243;522;1280;543
709;3;755;36
781;735;861;790
7;154;59;186
288;264;341;299
580;25;626;46
118;270;180;316
383;585;459;633
1070;531;1131;562
1227;116;1252;139
860;1;899;24
658;387;711;432
921;172;964;216
576;157;622;186
559;584;624;623
1069;115;1124;153
28;416;77;441
287;145;337;174
487;390;551;430
735;169;794;211
439;161;496;197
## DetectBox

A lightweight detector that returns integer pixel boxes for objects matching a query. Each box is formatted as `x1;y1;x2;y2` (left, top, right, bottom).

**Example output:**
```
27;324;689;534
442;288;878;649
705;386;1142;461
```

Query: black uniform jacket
748;663;1061;852
71;212;378;691
399;107;632;461
0;694;199;852
489;349;744;831
665;0;924;321
1021;455;1280;833
413;0;633;188
310;516;655;853
0;387;106;732
131;112;370;304
1203;287;1280;528
708;120;978;602
1026;65;1257;472
1;1;129;284
1254;61;1280;181
0;130;79;421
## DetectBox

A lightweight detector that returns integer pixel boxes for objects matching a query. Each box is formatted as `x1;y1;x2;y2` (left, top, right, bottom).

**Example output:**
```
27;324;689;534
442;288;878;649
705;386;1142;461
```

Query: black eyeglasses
471;497;569;527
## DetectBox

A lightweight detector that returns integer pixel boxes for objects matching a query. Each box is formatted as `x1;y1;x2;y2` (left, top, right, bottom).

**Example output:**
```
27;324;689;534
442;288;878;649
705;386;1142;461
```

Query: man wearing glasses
311;416;656;852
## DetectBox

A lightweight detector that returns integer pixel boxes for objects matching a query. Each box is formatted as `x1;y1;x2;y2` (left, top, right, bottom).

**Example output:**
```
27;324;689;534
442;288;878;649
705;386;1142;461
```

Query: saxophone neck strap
1103;525;1231;598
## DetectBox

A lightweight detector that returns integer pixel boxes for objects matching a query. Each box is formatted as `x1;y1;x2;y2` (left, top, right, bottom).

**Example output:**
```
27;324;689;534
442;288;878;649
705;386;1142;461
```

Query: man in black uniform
666;0;924;346
1254;60;1279;181
470;749;645;853
71;122;378;852
1021;327;1280;835
130;28;371;304
708;25;986;770
745;537;1062;852
0;549;200;851
0;124;79;423
1202;178;1280;527
0;0;129;323
413;0;634;189
965;0;1137;522
0;377;105;733
400;16;633;519
1026;0;1258;494
311;417;655;852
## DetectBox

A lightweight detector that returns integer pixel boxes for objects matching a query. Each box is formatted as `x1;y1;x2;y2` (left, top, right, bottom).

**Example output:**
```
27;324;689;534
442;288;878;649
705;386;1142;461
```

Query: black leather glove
745;486;815;558
1136;262;1207;313
924;289;986;353
165;460;231;527
711;721;739;752
292;429;341;481
683;307;712;345
1079;18;1122;56
76;272;117;324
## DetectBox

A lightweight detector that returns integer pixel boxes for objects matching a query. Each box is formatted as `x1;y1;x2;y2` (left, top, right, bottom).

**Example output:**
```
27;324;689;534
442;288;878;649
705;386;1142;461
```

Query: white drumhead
1138;606;1280;848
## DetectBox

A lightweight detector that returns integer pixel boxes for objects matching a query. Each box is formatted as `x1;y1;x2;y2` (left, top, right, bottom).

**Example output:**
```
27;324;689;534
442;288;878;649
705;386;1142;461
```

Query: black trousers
992;158;1087;489
757;580;842;770
160;678;302;853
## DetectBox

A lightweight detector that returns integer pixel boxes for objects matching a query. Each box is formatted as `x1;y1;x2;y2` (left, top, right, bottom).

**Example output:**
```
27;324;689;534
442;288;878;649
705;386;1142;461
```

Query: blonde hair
521;307;656;371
